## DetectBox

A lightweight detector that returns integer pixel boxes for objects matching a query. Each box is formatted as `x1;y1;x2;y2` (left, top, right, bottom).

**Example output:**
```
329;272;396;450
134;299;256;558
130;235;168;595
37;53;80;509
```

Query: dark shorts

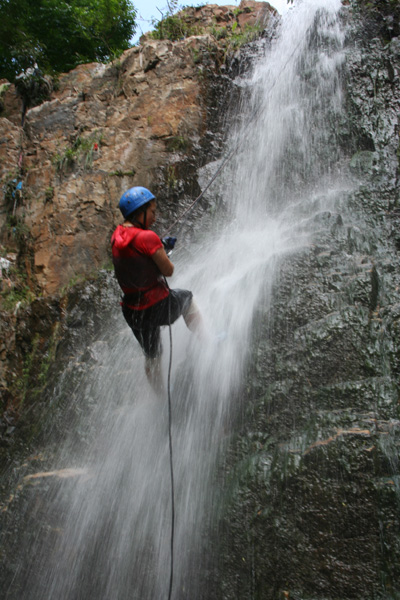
122;288;193;358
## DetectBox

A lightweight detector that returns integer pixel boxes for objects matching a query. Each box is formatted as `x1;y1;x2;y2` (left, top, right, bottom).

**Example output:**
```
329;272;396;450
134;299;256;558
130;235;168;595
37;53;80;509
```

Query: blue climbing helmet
118;186;155;219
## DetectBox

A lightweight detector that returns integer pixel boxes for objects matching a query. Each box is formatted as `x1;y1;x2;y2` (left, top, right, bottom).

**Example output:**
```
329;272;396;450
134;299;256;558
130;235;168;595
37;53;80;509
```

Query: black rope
162;147;236;238
161;29;307;240
166;281;175;600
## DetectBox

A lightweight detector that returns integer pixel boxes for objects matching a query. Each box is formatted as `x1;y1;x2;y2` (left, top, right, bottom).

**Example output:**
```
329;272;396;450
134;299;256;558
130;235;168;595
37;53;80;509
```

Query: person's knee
183;298;202;331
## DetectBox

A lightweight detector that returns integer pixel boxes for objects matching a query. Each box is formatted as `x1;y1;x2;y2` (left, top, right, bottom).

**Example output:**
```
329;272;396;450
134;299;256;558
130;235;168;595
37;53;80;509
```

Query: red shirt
111;225;169;310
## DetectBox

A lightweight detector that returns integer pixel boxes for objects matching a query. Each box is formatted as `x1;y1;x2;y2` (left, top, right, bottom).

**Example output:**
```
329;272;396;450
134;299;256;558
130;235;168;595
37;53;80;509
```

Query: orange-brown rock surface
0;1;276;296
0;2;276;412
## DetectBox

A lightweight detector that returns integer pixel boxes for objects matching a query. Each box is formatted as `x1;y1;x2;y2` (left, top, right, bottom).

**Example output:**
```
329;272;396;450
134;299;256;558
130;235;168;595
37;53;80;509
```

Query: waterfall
7;1;348;598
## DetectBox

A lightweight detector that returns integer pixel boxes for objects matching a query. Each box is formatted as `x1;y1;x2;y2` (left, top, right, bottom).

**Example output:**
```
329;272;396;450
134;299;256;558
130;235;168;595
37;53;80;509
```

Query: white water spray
16;2;347;598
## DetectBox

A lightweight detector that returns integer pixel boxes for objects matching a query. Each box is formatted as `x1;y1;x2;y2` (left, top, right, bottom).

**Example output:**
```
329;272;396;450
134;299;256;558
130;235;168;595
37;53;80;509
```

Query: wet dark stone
210;4;400;599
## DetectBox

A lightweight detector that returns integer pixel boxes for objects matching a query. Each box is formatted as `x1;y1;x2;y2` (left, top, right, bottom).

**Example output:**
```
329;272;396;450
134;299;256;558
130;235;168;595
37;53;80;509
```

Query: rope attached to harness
162;30;307;240
165;279;175;600
167;317;175;600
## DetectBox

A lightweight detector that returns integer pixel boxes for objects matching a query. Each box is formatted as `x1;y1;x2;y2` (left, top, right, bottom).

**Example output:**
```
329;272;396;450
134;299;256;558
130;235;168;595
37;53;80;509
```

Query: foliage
0;0;137;82
1;285;35;312
54;132;103;174
0;81;10;112
149;3;265;49
0;264;36;312
166;135;189;152
109;169;136;176
149;14;203;41
147;0;204;41
210;20;264;51
227;23;265;50
211;25;228;41
14;325;60;403
15;66;53;110
45;187;54;203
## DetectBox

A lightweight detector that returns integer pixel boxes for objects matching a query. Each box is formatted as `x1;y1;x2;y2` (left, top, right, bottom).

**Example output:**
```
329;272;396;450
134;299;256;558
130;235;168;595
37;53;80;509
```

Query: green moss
0;260;36;312
0;285;35;312
15;321;61;404
54;131;103;174
7;216;31;243
44;186;54;202
59;273;90;296
108;169;136;177
165;135;190;152
227;23;264;50
149;14;204;41
166;165;178;189
36;323;60;391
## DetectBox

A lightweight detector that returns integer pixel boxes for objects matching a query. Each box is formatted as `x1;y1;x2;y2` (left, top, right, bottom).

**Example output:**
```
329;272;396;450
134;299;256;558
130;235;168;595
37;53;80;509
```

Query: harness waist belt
122;291;143;304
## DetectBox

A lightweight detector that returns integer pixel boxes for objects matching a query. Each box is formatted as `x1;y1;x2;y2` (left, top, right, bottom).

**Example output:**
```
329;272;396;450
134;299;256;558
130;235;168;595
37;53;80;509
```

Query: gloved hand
162;236;177;252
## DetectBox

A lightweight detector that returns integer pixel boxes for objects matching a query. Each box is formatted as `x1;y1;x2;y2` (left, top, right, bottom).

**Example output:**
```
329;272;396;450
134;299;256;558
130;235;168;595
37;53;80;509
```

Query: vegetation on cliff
149;3;268;50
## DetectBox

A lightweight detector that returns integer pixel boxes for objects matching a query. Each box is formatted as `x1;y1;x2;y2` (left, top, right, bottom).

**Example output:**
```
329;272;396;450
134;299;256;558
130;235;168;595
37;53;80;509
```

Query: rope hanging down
167;318;175;600
164;278;175;600
162;30;307;239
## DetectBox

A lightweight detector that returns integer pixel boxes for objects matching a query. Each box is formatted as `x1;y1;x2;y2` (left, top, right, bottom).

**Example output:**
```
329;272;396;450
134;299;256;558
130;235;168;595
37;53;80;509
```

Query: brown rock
0;2;275;296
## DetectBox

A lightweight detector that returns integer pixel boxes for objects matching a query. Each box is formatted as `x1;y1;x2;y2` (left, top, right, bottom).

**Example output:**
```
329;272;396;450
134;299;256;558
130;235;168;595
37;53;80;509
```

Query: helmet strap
128;206;147;229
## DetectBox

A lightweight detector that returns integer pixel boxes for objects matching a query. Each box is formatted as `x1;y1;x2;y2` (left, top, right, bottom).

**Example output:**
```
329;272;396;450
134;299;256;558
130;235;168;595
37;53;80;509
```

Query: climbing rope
162;147;236;238
167;318;175;600
162;28;307;239
164;278;175;600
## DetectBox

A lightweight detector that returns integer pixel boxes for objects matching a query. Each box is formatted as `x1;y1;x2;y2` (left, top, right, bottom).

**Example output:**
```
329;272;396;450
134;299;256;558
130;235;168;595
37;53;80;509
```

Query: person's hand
162;237;177;251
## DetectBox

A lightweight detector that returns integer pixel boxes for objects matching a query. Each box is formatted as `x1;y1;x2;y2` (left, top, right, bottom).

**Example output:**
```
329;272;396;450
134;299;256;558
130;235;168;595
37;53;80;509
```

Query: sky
131;0;291;42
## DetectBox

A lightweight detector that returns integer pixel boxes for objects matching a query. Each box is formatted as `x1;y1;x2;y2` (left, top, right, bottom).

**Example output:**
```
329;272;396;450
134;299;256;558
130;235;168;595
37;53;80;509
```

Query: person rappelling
111;186;203;394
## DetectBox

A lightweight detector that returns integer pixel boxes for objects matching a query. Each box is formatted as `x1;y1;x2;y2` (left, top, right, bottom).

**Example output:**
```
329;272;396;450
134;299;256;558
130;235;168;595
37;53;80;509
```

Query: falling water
8;1;348;598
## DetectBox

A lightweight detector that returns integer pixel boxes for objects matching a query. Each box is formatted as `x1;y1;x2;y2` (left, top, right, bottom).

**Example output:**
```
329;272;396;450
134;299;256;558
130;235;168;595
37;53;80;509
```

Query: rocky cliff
0;0;274;296
0;1;276;419
1;1;400;599
213;3;400;599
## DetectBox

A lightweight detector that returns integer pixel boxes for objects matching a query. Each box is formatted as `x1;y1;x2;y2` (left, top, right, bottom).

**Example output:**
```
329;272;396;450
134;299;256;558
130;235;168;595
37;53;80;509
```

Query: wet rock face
214;5;400;600
0;271;120;463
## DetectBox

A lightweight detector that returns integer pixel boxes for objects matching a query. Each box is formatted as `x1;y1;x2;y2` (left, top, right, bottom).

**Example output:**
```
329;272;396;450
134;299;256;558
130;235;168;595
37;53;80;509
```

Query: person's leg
154;289;206;339
144;354;164;396
182;297;204;335
122;306;165;395
142;325;164;395
122;292;205;394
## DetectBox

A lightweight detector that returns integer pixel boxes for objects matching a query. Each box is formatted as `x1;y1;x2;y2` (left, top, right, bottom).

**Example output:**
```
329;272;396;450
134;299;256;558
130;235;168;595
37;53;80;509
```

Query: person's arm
152;247;174;277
